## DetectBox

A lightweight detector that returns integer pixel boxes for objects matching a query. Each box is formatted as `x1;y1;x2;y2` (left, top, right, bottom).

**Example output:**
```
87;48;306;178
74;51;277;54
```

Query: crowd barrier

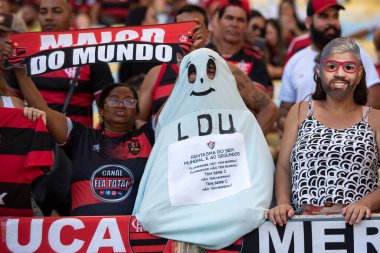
1;214;380;252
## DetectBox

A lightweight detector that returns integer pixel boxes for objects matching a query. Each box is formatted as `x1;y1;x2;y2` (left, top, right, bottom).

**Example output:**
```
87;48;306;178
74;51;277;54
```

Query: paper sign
168;133;251;206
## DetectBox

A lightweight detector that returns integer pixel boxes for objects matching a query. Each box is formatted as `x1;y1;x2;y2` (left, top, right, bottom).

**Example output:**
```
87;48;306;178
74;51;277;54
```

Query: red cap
307;0;345;16
203;0;221;9
219;0;250;17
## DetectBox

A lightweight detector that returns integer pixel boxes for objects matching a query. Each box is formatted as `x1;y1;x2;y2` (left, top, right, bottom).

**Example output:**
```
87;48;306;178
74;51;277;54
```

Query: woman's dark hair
97;83;139;129
311;68;368;105
125;6;148;26
249;9;267;38
250;9;265;20
278;0;306;32
265;18;285;66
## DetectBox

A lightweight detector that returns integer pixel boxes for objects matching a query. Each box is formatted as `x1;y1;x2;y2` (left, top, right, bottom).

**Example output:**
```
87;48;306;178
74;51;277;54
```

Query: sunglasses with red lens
323;60;360;73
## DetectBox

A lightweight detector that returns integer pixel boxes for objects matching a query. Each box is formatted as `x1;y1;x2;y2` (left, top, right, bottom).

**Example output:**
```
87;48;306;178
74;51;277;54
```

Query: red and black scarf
8;22;196;76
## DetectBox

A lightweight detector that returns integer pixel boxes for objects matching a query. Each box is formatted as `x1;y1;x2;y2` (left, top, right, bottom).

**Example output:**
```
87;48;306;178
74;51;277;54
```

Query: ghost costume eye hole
207;58;216;80
188;63;196;83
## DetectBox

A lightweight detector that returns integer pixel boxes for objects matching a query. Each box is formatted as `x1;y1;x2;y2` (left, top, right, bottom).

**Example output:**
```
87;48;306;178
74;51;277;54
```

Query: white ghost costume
133;48;274;249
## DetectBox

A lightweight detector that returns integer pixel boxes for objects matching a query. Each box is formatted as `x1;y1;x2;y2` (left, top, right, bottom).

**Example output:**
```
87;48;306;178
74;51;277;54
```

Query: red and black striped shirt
0;107;53;216
63;121;154;216
151;63;179;115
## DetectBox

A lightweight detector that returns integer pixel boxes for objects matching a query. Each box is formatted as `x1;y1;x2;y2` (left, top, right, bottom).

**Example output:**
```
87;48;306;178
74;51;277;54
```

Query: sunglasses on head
322;60;360;74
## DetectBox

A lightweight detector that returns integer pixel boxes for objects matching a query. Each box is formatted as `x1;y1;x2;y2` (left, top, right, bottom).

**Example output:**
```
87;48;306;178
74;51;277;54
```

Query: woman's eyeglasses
323;60;360;73
105;97;137;108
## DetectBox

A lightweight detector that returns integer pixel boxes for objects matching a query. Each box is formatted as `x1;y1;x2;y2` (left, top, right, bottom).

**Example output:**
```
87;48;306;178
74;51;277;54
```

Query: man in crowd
278;0;380;130
6;0;114;216
208;0;273;95
138;4;278;135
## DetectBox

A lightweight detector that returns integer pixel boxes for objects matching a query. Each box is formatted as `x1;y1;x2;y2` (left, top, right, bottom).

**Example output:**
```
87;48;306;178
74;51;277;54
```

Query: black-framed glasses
105;97;137;108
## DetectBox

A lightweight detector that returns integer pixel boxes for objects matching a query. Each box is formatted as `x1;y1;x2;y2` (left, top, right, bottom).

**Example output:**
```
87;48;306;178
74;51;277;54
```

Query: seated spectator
266;38;380;225
265;18;285;79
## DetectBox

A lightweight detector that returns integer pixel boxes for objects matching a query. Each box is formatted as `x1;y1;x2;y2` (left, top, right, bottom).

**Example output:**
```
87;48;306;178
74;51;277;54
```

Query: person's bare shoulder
368;108;380;130
288;101;309;120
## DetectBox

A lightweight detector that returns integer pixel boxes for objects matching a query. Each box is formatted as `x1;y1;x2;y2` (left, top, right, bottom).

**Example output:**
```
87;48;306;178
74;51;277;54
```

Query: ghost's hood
158;48;247;127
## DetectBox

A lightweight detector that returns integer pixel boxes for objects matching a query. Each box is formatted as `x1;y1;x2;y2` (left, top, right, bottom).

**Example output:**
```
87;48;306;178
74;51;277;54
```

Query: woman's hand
265;204;295;226
23;107;47;125
342;202;371;225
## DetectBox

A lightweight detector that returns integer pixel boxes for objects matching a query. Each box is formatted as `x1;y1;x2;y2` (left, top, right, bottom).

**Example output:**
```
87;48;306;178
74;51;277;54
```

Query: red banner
0;216;171;253
8;22;196;76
